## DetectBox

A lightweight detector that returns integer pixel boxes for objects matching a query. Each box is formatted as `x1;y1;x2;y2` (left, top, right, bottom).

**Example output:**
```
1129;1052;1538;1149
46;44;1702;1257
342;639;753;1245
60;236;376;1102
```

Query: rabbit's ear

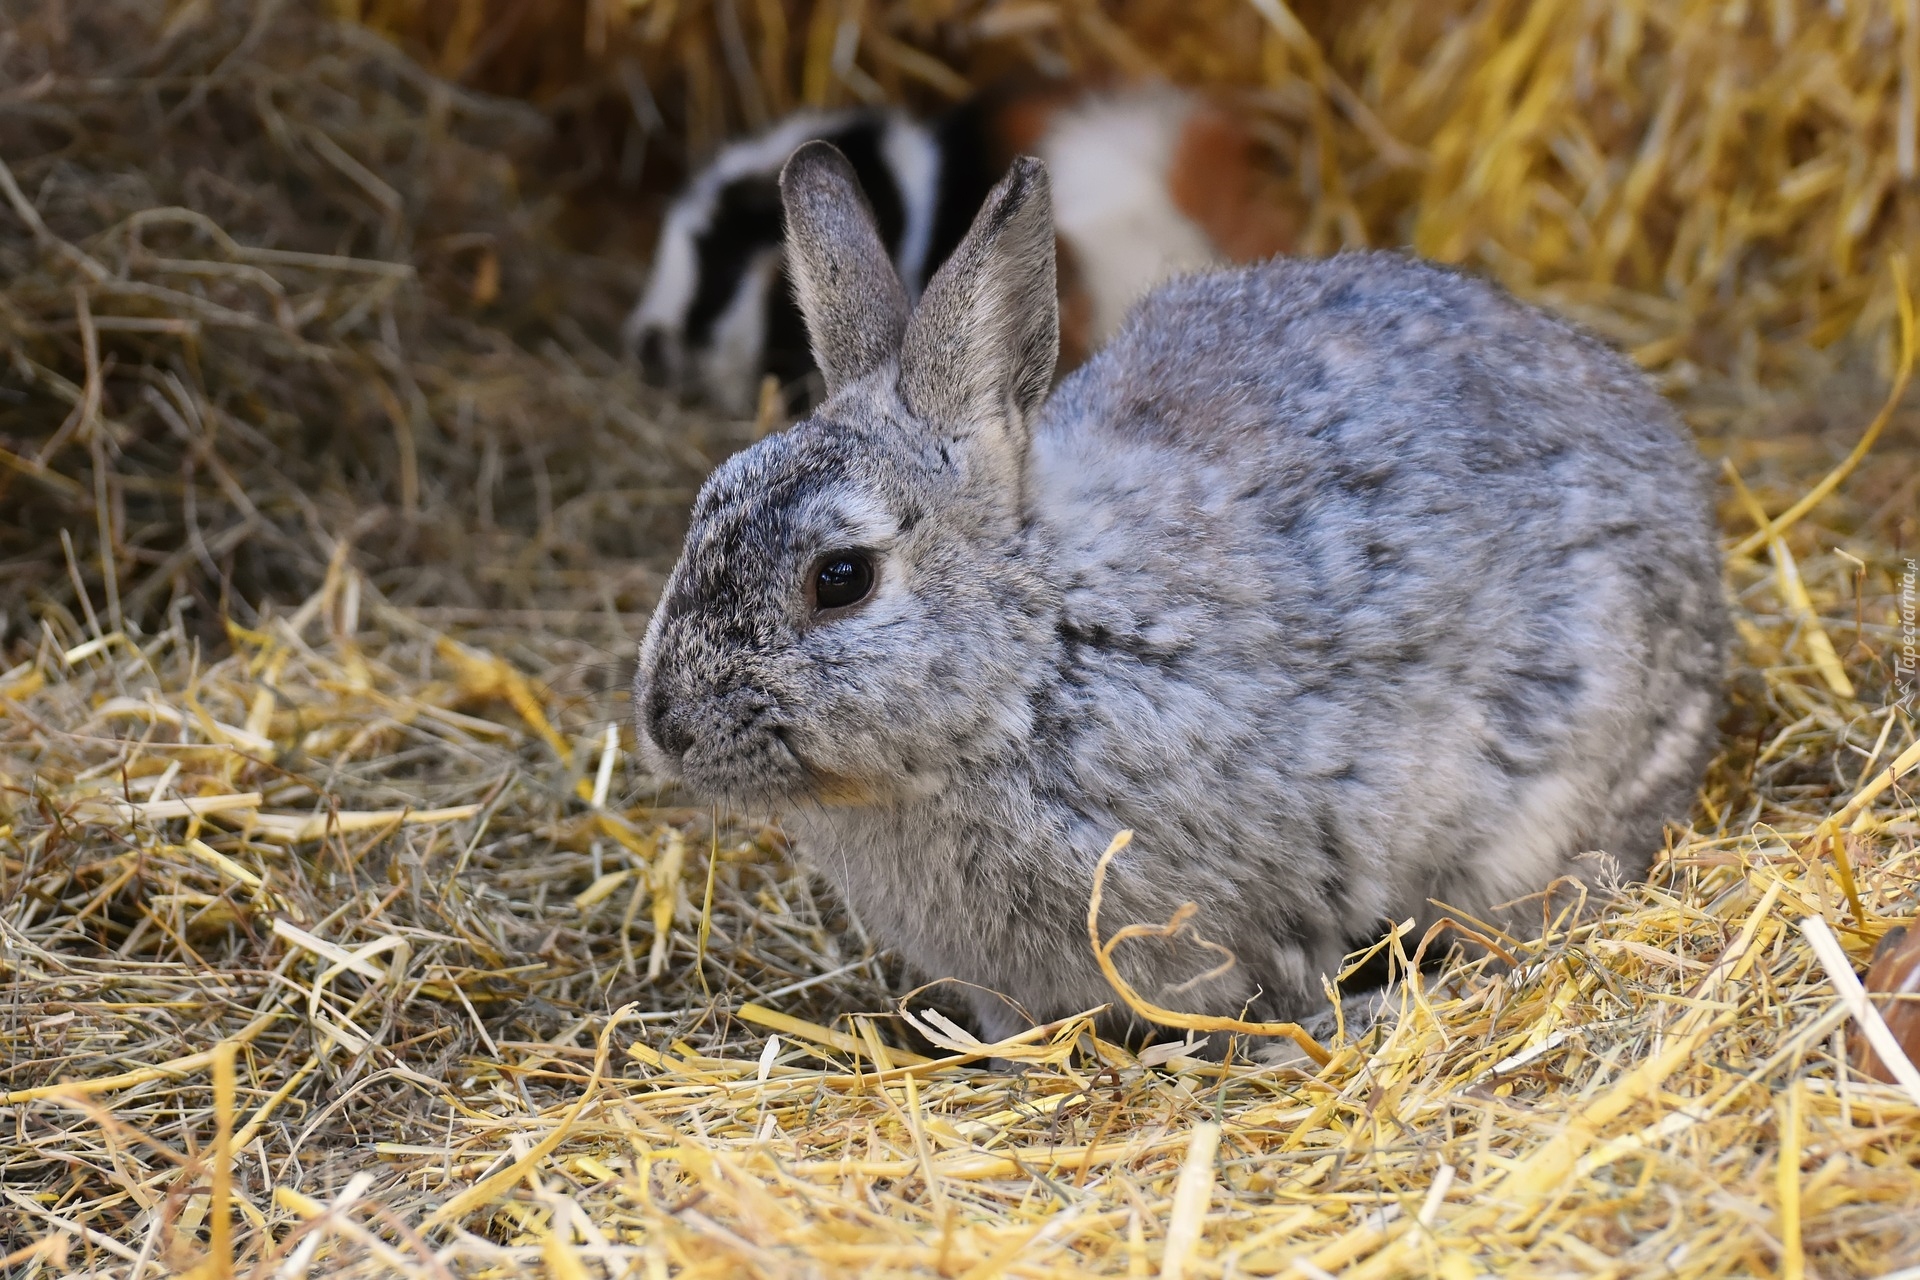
779;141;911;395
900;157;1058;446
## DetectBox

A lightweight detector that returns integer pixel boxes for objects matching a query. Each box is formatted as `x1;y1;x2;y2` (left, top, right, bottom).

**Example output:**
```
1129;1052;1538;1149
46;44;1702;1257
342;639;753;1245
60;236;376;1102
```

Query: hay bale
0;0;741;647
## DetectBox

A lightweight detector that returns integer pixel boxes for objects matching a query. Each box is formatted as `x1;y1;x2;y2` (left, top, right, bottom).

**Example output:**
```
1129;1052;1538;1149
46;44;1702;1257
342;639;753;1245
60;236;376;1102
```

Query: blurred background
2;0;1915;646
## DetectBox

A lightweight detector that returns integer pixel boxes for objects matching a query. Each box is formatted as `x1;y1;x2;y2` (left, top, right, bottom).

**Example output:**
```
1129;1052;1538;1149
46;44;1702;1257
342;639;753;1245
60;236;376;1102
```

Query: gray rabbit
633;142;1726;1046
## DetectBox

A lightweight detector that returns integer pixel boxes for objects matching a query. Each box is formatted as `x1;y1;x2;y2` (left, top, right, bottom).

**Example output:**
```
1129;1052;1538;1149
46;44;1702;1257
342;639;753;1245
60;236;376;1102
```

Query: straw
3;2;1919;1277
1088;831;1332;1065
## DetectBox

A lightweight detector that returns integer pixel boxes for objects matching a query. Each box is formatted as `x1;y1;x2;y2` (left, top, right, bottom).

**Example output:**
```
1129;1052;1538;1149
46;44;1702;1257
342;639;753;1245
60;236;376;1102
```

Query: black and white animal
626;85;1298;415
634;144;1726;1047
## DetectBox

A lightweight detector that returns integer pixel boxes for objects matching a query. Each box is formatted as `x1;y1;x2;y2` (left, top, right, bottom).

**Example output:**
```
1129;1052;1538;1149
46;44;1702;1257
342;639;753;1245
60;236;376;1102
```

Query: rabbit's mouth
670;728;800;804
668;721;881;809
640;652;890;806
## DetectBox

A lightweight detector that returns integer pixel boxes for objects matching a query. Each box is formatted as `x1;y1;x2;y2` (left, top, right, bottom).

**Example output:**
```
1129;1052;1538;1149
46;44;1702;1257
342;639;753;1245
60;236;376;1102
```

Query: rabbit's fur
635;143;1726;1044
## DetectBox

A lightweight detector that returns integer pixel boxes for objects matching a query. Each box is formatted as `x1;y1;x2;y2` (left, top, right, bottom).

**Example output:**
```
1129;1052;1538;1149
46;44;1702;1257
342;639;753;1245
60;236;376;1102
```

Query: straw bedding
2;2;1918;1276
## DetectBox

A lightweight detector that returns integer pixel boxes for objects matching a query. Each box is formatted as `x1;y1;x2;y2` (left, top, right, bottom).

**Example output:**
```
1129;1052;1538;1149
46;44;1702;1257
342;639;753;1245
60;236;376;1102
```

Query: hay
359;0;1920;387
5;548;1919;1274
2;1;1919;1277
0;0;746;644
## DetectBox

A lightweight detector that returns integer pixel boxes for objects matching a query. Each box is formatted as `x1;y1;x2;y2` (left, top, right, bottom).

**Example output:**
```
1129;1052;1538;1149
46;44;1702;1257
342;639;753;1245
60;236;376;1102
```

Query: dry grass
3;1;1920;1277
360;0;1920;385
0;0;747;635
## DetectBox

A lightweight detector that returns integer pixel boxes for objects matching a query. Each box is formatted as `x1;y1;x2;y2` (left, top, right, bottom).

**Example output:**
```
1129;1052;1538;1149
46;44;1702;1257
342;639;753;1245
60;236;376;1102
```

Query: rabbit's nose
645;685;696;759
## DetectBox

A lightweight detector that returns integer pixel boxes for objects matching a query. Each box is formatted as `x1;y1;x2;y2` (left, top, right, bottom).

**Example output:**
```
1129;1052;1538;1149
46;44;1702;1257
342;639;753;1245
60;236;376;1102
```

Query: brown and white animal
625;83;1300;415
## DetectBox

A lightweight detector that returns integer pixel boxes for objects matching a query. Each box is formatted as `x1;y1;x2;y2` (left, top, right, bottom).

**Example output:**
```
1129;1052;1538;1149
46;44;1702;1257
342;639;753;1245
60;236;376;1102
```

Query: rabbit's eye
811;551;875;612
